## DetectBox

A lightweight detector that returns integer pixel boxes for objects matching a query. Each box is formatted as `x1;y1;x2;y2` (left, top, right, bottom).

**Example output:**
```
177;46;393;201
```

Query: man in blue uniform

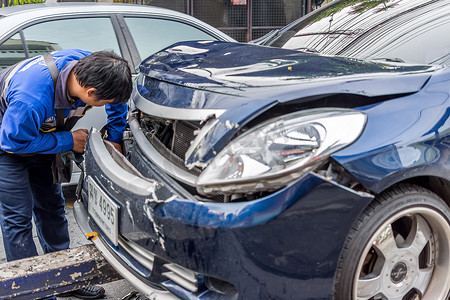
0;49;132;299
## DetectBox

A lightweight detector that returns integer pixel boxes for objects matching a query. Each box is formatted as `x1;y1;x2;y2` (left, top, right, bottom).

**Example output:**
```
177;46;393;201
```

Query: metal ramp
0;244;121;299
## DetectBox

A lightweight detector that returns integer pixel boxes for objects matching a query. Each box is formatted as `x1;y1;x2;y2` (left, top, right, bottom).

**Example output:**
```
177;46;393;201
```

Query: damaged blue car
74;39;450;300
74;2;450;299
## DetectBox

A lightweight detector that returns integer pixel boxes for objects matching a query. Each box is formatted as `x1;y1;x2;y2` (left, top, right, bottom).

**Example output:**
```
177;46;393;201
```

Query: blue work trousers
0;151;69;262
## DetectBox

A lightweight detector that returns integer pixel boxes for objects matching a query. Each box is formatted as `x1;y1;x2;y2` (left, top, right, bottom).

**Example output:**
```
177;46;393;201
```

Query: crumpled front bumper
74;128;374;300
74;200;179;300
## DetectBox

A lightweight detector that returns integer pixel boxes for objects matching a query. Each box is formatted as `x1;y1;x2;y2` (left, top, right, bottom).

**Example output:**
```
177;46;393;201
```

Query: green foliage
1;0;45;8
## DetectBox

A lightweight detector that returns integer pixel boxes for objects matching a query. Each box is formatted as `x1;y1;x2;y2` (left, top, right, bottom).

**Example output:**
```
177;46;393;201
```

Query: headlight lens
197;108;366;194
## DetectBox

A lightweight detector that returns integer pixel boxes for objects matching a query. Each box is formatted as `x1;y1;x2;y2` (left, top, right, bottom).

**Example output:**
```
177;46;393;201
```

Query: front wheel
335;184;450;300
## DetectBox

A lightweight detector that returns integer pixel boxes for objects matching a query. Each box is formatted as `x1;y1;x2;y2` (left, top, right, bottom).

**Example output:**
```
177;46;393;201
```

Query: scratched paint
143;201;166;251
186;114;241;167
126;201;135;226
165;195;177;203
225;119;239;130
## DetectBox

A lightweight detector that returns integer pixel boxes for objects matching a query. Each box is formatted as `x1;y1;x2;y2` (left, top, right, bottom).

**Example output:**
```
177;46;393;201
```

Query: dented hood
134;41;439;166
138;41;436;107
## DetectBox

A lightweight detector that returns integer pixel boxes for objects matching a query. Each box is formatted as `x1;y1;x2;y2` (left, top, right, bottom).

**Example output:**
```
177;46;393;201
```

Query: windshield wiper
372;57;405;63
250;29;281;45
290;47;319;53
293;30;358;38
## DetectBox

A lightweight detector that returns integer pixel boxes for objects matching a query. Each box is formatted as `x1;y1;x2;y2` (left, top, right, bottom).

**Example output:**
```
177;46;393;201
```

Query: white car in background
0;2;235;191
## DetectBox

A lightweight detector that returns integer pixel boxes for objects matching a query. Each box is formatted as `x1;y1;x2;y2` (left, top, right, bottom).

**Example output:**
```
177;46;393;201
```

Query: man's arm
103;101;128;152
0;101;73;154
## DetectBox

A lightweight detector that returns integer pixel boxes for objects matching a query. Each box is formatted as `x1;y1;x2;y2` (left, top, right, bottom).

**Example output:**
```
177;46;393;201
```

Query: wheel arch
331;157;449;205
403;176;450;203
376;175;450;204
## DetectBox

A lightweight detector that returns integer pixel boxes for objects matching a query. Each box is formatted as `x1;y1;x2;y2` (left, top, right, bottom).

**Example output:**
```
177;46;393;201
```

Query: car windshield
269;0;450;65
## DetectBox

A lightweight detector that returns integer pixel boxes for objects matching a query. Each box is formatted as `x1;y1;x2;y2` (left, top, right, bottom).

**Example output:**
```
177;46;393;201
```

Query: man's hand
72;129;89;153
109;141;123;153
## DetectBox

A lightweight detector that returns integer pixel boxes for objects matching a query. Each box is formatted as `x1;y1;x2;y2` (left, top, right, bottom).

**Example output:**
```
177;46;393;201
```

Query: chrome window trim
0;4;235;52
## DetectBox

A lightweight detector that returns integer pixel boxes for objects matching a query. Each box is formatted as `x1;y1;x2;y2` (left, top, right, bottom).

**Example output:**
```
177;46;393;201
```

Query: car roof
0;2;234;42
0;2;187;17
264;0;449;65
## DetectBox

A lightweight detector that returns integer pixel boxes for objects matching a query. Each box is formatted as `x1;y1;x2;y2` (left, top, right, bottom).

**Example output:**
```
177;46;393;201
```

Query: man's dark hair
73;51;132;104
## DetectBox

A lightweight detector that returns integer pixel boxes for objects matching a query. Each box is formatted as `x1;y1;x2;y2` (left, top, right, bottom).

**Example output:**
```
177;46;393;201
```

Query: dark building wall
192;0;305;41
58;0;307;42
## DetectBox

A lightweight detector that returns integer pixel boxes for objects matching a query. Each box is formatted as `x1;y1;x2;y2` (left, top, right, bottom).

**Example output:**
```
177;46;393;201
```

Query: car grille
141;117;202;176
171;121;196;160
118;237;200;293
136;115;226;202
162;263;200;293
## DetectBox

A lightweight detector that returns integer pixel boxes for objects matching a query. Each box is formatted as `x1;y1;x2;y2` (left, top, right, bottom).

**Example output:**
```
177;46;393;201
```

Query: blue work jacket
0;49;127;154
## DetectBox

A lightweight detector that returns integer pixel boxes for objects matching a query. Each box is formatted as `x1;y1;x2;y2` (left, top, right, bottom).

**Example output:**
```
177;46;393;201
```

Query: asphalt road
0;191;143;300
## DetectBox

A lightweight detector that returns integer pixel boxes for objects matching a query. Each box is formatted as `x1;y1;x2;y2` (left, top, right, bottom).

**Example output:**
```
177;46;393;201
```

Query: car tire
334;184;450;300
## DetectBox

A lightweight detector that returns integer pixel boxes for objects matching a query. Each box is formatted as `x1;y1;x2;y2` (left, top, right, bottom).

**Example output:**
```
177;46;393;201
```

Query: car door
0;15;132;69
0;14;134;132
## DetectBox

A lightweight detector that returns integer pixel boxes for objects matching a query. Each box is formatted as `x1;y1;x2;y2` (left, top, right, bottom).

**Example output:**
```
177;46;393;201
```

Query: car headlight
196;108;366;195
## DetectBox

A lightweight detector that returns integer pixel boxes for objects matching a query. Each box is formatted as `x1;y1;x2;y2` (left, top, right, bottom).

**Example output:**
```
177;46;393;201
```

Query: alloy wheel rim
352;207;450;300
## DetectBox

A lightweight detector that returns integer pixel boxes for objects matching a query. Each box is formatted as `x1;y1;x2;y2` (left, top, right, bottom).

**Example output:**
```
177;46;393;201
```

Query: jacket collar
54;60;78;108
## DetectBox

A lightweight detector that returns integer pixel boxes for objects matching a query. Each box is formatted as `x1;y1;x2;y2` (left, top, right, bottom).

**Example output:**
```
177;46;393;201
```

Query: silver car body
0;3;235;186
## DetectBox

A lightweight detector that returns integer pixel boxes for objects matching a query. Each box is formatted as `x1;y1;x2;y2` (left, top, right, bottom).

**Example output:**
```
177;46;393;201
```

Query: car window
124;17;217;61
0;33;26;71
270;0;450;65
21;17;121;59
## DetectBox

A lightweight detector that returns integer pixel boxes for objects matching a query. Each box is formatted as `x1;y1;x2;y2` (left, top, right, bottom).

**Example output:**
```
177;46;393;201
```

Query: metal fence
112;0;310;42
5;0;330;42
